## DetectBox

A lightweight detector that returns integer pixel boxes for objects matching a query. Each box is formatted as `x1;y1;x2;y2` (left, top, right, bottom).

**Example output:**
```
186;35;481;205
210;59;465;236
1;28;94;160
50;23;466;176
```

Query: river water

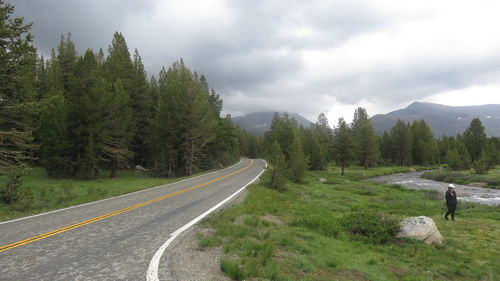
371;172;500;206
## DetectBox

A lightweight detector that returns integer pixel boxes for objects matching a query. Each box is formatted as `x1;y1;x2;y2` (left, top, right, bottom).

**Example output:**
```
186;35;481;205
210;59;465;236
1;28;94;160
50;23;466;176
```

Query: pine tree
39;92;72;177
309;113;333;170
411;120;437;165
464;118;487;162
56;33;77;94
0;0;37;200
100;80;132;178
351;107;378;169
288;132;308;182
129;49;152;165
148;61;217;176
66;50;108;179
333;118;353;175
390;120;413;165
380;131;392;164
269;141;286;190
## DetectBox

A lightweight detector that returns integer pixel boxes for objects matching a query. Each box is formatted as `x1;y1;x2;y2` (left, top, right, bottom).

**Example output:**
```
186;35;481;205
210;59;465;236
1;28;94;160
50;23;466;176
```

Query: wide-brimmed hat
448;184;455;188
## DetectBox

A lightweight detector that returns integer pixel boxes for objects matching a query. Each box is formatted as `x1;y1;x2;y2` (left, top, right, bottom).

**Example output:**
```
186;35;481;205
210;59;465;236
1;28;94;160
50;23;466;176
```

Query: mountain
232;112;313;136
371;102;500;136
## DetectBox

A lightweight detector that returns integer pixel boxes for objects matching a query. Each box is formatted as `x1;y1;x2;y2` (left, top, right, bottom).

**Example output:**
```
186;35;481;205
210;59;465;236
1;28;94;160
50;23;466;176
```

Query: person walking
445;184;457;221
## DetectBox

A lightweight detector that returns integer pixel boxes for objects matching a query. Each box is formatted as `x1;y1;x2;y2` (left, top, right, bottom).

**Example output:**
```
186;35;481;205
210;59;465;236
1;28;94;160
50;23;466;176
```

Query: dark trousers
445;204;456;220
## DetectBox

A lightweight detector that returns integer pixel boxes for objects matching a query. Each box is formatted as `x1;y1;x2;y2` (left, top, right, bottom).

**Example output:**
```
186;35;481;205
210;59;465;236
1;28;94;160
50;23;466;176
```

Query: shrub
472;158;489;175
423;190;442;201
0;168;26;203
340;212;400;244
56;183;76;203
14;186;34;210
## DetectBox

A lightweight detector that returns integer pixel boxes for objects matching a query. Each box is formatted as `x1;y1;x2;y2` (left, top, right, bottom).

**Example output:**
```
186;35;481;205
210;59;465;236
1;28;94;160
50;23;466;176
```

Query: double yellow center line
0;160;254;253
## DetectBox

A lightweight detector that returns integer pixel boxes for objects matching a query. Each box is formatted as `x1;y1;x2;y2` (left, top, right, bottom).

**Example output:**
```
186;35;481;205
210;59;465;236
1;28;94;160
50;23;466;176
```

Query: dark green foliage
411;120;437;165
0;1;36;197
333;118;353;175
472;156;489;175
305;113;332;170
39;94;73;177
340;212;400;244
269;141;287;190
351;107;379;169
390;120;413;165
288;132;308;183
147;61;218;177
464;118;487;162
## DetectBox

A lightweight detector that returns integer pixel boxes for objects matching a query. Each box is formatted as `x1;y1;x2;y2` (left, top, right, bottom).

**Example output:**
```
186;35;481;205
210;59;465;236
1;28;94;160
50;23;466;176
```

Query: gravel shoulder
161;189;248;281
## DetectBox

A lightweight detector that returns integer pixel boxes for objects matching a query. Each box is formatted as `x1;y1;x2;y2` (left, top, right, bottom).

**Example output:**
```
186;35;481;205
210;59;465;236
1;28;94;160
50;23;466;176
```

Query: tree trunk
341;164;345;175
364;159;368;170
110;158;117;178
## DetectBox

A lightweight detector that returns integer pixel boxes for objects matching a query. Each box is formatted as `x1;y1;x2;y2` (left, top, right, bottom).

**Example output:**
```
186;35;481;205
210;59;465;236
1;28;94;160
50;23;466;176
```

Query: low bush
14;186;35;210
56;183;76;203
340;212;400;244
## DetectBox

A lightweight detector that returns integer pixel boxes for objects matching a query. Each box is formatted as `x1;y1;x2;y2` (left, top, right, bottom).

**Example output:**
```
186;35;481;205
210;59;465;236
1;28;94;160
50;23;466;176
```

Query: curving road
0;158;266;281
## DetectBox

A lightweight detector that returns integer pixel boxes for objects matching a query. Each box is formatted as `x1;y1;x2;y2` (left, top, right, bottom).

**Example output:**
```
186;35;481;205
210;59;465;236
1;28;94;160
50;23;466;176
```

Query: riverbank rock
397;216;443;245
135;165;148;172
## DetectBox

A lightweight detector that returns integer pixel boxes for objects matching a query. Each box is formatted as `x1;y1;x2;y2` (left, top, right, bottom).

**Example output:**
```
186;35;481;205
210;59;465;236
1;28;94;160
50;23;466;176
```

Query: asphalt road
0;158;266;281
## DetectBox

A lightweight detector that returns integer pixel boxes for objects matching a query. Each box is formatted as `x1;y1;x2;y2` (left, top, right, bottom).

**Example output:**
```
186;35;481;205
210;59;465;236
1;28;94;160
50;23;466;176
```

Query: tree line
264;108;500;188
0;2;257;203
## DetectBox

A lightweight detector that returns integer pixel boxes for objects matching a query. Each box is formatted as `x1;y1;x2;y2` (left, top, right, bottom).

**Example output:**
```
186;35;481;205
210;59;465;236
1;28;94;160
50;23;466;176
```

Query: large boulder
397;216;443;245
135;165;148;172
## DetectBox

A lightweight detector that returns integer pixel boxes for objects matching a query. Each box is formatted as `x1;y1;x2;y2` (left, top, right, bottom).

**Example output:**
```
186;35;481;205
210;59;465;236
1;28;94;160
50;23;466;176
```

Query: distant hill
232;112;313;136
371;102;500;137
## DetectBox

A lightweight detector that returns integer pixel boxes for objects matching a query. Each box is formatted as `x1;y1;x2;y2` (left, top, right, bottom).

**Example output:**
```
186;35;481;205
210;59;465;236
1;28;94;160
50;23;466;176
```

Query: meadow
198;166;500;281
0;167;215;221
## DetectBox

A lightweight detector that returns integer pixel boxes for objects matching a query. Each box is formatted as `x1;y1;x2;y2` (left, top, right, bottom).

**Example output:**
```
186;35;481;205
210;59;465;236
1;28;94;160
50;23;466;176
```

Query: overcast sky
13;0;500;123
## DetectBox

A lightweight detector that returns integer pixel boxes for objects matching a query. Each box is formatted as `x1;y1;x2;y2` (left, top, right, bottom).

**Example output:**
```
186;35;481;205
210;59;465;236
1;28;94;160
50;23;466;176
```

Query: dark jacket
445;190;457;205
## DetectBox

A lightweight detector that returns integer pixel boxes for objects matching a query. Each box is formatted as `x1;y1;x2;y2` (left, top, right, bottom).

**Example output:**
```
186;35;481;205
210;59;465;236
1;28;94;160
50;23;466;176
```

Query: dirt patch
235;214;250;225
388;265;410;277
330;270;369;281
469;182;488;187
261;214;284;226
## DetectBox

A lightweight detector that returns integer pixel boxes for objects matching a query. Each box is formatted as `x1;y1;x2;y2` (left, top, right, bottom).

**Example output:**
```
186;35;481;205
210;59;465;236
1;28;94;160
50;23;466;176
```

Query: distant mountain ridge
232;112;312;136
371;102;500;137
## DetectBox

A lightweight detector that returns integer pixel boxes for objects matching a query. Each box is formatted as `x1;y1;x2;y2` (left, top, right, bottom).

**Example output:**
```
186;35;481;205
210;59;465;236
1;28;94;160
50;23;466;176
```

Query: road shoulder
161;189;248;281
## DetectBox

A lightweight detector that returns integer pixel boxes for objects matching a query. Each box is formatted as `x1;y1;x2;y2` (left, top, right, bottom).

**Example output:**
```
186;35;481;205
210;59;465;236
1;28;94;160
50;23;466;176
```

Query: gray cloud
12;0;500;122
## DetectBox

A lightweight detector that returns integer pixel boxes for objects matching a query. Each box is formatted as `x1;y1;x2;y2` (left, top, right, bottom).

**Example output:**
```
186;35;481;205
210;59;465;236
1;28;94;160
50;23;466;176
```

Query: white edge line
0;159;244;226
146;160;268;281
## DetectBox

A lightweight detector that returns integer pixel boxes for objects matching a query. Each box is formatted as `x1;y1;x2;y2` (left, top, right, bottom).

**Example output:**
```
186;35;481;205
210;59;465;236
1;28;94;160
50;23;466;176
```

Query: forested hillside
371;102;500;137
0;2;260;203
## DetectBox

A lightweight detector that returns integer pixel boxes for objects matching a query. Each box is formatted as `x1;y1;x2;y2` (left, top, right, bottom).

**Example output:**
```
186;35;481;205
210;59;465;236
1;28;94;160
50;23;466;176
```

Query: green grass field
198;166;499;281
0;166;224;222
423;168;500;189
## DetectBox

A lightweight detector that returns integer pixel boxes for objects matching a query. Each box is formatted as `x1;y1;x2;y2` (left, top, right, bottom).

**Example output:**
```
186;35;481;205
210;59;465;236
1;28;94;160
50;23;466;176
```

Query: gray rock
397;216;443;244
135;165;147;172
